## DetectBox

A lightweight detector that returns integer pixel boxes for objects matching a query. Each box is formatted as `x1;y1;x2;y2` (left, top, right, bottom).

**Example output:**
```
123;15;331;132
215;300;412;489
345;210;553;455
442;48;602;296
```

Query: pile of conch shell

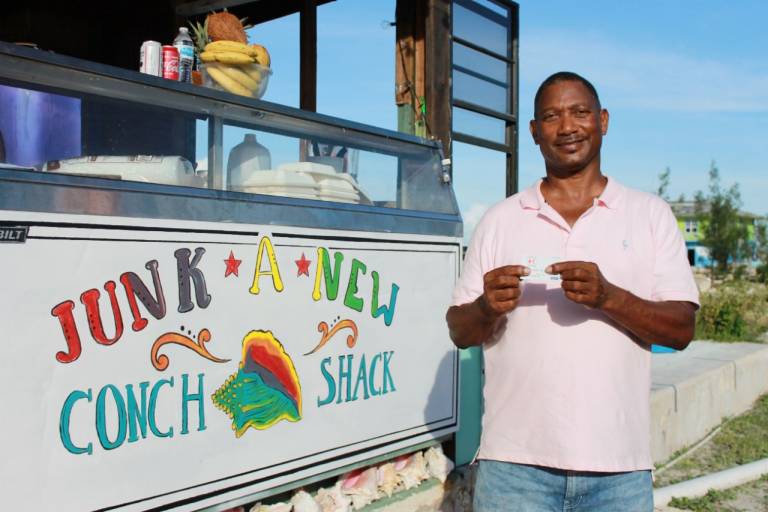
247;444;455;512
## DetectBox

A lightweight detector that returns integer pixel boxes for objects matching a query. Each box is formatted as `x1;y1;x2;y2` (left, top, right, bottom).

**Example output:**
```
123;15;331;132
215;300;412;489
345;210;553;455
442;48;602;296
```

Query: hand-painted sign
0;211;460;511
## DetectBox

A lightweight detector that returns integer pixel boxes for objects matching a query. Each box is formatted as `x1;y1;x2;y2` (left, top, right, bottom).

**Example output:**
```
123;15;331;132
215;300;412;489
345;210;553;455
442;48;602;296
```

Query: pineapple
188;17;210;55
190;10;254;49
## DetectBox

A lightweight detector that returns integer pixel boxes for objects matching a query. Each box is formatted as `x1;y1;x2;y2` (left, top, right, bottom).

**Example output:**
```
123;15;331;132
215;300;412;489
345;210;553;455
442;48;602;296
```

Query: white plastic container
43;155;203;187
234;161;370;204
316;172;360;203
277;162;363;204
227;134;272;189
238;170;318;199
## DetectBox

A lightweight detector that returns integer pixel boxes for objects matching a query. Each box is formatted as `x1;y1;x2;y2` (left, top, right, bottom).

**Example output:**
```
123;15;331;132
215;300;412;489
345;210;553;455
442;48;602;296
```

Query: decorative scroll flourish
304;319;359;356
151;328;230;371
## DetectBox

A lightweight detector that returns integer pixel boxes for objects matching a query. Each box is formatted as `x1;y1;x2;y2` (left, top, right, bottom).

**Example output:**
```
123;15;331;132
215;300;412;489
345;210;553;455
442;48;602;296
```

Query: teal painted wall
455;346;483;466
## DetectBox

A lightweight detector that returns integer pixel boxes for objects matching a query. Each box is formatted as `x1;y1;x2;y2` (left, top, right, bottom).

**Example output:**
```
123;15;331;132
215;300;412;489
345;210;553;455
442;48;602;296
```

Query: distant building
669;201;763;268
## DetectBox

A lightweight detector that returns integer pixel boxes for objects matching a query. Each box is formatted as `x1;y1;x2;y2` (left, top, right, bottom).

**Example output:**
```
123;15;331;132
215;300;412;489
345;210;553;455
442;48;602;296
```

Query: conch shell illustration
213;330;302;436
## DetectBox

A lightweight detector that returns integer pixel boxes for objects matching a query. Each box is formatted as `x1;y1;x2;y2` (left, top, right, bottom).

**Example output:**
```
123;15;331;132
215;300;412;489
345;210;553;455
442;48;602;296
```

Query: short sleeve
451;216;490;307
651;201;700;306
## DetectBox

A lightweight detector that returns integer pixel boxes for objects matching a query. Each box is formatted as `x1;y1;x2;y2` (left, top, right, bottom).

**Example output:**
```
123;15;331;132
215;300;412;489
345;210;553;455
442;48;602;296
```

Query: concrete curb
654;458;768;506
650;341;768;463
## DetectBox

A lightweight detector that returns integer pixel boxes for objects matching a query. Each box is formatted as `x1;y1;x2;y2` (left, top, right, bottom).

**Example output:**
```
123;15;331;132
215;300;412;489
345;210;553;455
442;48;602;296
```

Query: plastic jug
227;134;272;189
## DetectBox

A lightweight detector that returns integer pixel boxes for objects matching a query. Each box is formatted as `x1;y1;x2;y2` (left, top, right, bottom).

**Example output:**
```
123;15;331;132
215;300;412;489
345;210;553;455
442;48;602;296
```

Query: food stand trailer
0;2;467;510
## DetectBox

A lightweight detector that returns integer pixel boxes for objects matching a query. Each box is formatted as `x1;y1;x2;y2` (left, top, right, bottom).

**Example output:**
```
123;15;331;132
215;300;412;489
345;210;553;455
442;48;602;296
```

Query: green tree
694;161;747;277
755;222;768;282
656;166;671;199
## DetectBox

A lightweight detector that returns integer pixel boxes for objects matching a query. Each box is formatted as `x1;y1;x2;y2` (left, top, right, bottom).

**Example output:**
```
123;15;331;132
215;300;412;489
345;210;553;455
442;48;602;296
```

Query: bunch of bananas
200;41;271;98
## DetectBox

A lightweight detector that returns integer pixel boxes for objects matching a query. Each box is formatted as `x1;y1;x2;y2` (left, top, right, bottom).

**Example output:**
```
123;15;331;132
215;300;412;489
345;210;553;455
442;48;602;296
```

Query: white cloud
462;202;491;242
522;30;768;112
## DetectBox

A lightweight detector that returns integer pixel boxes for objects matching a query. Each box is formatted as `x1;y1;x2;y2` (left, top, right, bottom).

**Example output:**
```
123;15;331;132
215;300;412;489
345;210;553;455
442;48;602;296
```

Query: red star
295;253;311;276
224;250;242;277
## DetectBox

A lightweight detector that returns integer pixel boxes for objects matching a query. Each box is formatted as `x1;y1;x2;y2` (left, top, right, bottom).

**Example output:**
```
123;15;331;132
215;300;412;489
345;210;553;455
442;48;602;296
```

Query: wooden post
299;0;317;113
299;0;317;161
414;0;427;138
396;0;431;139
425;0;452;160
395;0;415;135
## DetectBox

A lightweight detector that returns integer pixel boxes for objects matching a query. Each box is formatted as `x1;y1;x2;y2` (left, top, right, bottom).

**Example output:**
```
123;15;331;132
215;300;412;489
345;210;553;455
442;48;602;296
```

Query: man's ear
529;119;540;145
600;109;609;136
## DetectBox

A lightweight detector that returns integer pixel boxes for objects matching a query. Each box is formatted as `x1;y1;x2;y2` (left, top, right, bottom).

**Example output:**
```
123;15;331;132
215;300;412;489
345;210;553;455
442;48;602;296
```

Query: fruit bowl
200;62;271;99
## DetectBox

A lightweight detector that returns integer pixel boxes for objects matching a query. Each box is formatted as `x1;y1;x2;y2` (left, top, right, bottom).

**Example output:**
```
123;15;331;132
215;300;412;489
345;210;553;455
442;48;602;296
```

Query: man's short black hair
534;71;601;116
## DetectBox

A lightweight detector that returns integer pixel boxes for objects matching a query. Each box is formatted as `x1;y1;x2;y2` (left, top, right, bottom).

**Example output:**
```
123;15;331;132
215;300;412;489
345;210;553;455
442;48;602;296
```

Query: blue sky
244;0;767;235
517;1;768;215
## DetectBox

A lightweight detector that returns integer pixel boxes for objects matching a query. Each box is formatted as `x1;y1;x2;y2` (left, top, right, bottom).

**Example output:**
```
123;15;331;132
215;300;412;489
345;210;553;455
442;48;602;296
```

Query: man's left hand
546;261;615;309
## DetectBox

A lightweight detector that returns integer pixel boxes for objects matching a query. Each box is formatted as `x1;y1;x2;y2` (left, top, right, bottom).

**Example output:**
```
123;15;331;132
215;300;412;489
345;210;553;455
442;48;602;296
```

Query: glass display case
0;41;460;236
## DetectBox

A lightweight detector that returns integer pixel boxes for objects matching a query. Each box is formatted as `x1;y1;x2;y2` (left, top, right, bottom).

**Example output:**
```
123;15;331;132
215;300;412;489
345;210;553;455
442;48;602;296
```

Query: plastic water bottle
173;27;194;83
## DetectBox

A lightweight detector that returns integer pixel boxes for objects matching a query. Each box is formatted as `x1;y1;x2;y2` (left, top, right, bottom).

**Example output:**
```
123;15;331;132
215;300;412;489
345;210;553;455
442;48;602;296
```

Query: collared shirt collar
519;176;623;211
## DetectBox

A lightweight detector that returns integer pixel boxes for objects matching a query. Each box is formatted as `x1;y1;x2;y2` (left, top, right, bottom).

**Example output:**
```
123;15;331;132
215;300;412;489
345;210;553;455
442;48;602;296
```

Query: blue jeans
474;460;653;511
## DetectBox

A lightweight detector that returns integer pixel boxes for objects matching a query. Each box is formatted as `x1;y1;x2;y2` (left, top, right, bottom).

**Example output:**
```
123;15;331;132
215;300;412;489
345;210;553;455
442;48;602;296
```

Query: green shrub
757;263;768;284
695;281;768;342
732;264;748;281
669;488;737;512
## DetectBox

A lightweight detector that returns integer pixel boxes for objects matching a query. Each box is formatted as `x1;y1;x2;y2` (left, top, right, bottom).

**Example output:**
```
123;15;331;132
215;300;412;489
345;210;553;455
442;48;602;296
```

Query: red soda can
162;45;179;80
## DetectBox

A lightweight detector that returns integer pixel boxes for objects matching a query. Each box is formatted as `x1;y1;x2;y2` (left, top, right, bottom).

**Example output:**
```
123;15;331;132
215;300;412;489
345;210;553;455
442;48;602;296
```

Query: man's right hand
478;265;530;319
447;264;530;348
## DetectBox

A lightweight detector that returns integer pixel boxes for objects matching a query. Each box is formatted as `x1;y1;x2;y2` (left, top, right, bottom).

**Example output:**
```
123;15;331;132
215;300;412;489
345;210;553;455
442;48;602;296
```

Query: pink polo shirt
452;177;699;472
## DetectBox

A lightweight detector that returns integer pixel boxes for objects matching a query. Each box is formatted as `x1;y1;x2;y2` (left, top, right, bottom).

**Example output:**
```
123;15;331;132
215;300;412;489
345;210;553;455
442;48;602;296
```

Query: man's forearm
447;266;527;348
446;297;499;349
601;285;696;350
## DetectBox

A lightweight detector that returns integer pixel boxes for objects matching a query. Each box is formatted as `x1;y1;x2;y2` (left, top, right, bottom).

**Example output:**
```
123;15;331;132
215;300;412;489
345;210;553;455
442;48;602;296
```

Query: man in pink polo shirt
447;72;699;511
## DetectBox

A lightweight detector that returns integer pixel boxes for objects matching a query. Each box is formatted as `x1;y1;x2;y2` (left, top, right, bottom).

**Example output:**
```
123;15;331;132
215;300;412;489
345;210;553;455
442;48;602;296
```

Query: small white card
523;256;561;282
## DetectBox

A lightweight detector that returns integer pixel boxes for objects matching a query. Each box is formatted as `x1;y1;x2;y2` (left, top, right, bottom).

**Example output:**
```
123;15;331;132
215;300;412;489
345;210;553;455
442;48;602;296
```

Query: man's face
529;80;608;175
